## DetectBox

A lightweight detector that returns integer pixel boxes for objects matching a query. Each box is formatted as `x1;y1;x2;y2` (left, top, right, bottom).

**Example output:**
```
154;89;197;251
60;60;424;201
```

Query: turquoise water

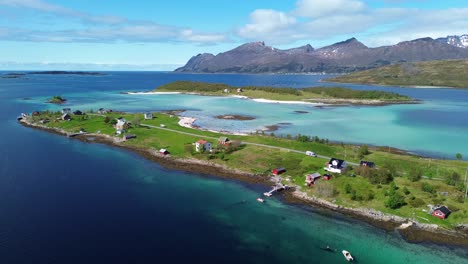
24;88;468;159
1;72;467;263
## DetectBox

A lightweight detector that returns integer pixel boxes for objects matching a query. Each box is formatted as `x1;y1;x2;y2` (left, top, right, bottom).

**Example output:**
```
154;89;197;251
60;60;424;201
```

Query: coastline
125;90;418;106
18;118;468;248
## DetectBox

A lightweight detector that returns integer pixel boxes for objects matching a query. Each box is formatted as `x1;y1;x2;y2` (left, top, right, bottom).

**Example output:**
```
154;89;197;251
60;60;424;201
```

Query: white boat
257;198;265;203
342;250;354;261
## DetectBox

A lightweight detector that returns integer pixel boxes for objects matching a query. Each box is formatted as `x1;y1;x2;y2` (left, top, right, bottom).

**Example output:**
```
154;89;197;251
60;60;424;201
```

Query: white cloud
294;0;367;18
0;0;228;44
237;9;297;43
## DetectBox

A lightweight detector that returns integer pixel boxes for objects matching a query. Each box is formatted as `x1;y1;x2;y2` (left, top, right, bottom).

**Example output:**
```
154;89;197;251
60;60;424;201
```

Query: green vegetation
25;110;468;229
47;95;67;104
155;81;413;102
326;60;468;88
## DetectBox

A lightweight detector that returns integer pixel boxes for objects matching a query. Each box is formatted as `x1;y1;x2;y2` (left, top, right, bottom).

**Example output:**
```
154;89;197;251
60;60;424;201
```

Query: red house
272;167;286;175
432;206;451;219
323;174;332;180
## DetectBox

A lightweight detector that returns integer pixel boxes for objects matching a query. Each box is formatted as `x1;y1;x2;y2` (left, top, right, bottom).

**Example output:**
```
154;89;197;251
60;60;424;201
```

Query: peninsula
152;81;417;105
19;109;468;247
326;60;468;89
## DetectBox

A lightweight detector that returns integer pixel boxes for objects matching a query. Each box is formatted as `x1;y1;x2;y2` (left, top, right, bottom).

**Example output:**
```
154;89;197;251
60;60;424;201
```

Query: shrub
385;193;406;209
344;183;352;194
408;198;425;208
421;182;436;194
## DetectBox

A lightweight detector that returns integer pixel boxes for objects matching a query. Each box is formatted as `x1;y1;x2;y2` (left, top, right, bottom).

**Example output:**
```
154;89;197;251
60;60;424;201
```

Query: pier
263;183;289;197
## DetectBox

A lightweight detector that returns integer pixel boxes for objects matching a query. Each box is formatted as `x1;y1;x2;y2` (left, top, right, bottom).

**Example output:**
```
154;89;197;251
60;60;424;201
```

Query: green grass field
326;60;468;88
28;110;468;228
154;81;412;101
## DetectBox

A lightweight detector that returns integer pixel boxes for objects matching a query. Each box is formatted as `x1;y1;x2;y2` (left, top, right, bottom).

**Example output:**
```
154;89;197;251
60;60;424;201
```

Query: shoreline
125;90;418;106
18;119;468;249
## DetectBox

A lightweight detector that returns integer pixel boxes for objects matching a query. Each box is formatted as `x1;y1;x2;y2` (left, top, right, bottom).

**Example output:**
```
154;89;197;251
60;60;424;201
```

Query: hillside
175;35;468;74
326;60;468;88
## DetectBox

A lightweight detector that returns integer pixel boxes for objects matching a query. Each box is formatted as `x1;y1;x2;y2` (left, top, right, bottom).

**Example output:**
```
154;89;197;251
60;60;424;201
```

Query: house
159;148;170;155
218;136;230;145
360;160;375;168
79;128;86;133
144;112;153;120
73;110;83;115
61;108;71;114
61;113;71;121
324;157;347;174
223;88;230;93
323;174;332;180
124;134;136;140
432;206;451;219
305;172;321;186
236;88;243;93
32;111;40;116
115;117;127;130
98;108;107;114
116;129;125;135
195;139;212;152
272;167;286;175
39;119;50;124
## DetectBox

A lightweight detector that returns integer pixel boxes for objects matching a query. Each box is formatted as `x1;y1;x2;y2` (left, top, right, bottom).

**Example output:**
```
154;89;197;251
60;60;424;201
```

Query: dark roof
329;158;345;168
275;167;286;171
435;206;451;215
360;160;375;168
124;134;136;139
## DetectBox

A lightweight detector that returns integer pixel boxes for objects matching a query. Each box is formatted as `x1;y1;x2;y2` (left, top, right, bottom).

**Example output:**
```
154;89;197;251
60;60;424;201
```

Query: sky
0;0;467;70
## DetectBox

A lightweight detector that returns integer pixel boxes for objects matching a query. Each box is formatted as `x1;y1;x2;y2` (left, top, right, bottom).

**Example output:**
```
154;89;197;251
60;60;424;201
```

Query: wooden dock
263;183;289;197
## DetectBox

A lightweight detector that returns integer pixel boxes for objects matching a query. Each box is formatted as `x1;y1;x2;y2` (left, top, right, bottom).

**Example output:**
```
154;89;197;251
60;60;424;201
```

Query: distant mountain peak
436;34;468;48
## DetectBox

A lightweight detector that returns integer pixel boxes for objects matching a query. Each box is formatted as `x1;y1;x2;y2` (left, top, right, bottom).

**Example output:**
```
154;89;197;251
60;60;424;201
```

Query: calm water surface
0;72;467;263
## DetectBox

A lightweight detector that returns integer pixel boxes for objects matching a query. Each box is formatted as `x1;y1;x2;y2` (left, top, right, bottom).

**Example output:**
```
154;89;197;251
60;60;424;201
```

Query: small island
326;60;468;89
47;95;67;104
152;81;418;105
215;115;255;120
30;71;105;76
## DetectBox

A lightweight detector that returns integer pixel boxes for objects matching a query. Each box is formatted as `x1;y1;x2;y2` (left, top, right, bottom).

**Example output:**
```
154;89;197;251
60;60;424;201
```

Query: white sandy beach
252;98;324;105
178;116;197;128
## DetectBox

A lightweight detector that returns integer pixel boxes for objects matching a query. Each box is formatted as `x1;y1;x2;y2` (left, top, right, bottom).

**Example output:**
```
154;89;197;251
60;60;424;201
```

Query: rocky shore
19;118;468;249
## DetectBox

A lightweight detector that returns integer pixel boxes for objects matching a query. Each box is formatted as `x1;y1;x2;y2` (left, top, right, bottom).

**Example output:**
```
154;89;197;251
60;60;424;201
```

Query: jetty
263;183;289;197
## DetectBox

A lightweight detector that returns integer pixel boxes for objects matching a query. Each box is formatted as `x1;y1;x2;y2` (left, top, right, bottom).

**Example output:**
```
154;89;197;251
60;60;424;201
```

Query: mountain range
175;35;468;73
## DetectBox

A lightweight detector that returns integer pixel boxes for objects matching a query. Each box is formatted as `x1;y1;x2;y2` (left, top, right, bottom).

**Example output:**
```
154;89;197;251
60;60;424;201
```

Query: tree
445;172;460;186
385;188;406;209
104;116;111;123
421;182;436;194
358;145;370;159
455;153;463;160
131;116;141;127
344;183;352;194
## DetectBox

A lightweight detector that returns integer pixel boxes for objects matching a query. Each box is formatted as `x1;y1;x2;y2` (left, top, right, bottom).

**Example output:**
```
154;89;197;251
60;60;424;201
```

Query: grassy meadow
327;60;468;88
27;110;468;228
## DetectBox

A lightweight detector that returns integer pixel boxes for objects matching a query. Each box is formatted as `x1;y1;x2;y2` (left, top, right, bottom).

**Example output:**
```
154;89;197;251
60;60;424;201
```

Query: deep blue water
0;72;467;263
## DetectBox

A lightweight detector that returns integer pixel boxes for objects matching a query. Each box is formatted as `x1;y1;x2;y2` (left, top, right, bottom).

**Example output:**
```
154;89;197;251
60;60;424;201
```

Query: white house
61;108;71;114
144;112;153;120
115;117;127;130
195;139;212;152
324;158;347;174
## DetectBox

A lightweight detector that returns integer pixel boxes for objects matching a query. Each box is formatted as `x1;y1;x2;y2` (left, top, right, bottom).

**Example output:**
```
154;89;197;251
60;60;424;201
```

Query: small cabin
159;148;170;155
61;113;71;121
98;108;107;114
195;139;212;152
115;117;128;130
144;112;153;120
73;110;83;115
360;160;375;168
61;108;71;114
236;88;243;93
272;167;286;175
323;174;332;180
325;157;347;174
432;206;451;219
32;111;40;116
305;172;321;186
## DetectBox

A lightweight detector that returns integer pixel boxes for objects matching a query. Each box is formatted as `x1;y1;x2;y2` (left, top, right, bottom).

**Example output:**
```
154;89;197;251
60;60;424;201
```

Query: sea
0;71;467;263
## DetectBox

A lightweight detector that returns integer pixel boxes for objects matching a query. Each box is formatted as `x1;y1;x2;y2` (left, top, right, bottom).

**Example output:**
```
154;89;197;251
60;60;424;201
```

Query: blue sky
0;0;467;70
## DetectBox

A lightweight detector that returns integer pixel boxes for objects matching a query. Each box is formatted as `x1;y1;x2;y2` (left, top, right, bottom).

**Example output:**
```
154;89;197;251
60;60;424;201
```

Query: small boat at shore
342;250;354;261
257;198;265;203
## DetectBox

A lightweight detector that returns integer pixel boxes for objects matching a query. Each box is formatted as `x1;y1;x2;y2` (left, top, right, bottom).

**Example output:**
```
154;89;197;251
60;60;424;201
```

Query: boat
342;250;354;261
257;198;265;203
